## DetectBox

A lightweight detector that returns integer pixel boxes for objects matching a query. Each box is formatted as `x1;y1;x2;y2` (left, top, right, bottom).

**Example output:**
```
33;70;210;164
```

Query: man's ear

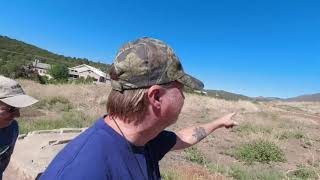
147;85;163;109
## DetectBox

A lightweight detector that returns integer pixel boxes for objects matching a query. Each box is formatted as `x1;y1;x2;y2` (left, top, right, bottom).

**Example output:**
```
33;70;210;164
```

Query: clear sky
0;0;319;98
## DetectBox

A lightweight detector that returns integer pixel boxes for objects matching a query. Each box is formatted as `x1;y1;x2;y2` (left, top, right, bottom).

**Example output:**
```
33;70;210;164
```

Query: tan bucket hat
0;75;38;108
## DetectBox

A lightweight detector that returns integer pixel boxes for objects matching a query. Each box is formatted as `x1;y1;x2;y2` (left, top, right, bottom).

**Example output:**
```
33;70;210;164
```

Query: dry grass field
18;80;320;180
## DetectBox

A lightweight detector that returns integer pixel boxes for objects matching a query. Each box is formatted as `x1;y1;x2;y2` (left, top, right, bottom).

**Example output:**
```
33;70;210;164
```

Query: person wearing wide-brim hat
41;37;238;180
0;75;38;179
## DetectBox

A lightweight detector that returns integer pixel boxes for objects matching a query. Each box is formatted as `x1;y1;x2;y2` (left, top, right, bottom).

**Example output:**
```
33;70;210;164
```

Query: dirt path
3;162;31;180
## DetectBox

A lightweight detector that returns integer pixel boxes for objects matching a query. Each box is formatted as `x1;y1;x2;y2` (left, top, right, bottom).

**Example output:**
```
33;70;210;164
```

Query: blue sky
0;0;319;98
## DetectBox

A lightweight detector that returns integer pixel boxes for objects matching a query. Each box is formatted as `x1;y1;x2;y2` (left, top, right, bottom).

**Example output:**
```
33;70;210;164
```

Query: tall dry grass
275;101;320;114
183;94;260;114
19;79;111;118
20;80;264;121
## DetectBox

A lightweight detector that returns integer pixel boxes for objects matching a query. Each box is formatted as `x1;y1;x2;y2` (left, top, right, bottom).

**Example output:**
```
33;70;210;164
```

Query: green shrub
206;163;227;175
288;165;318;180
254;170;284;180
161;171;178;180
301;138;313;148
230;166;250;180
48;64;69;81
74;76;96;84
184;147;207;165
276;130;305;140
229;166;284;180
234;139;286;164
37;75;49;84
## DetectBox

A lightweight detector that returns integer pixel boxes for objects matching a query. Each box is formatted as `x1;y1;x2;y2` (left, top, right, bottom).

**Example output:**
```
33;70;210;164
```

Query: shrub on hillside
276;130;305;140
288;165;318;180
229;166;284;180
184;147;207;165
37;75;49;84
74;76;95;84
161;171;178;180
234;139;286;164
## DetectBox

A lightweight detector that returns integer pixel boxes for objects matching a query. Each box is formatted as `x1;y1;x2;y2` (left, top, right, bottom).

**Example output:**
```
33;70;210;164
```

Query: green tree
49;64;69;81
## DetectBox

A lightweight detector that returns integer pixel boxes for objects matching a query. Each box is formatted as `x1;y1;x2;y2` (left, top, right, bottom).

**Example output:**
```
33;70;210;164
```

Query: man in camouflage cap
42;37;237;180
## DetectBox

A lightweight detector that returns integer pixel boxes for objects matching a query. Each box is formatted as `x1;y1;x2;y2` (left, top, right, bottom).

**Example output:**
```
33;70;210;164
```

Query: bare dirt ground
161;96;320;179
4;80;320;179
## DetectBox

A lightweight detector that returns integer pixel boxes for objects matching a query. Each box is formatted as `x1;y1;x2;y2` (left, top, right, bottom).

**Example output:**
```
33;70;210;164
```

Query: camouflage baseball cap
109;37;204;91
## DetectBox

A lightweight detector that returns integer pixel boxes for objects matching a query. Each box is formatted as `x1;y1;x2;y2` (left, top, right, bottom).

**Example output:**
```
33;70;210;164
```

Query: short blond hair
106;88;149;122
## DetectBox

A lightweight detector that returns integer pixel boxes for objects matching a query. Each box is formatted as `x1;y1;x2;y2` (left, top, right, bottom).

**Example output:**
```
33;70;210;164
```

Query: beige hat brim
177;73;204;90
0;94;38;108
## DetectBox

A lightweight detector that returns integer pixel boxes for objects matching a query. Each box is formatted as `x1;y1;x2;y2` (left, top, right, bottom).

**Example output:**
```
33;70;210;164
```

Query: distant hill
254;96;283;101
204;90;287;102
204;90;253;101
0;35;111;78
286;93;320;102
203;90;320;102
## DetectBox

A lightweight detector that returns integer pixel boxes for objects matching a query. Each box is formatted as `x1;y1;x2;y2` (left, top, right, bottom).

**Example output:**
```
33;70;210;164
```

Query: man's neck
0;119;14;128
104;115;163;146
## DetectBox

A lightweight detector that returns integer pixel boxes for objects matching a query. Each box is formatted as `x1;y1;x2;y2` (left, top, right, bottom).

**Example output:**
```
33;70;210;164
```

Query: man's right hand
215;112;239;129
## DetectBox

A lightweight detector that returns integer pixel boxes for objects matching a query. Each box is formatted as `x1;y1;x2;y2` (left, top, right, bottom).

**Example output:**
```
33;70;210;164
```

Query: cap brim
0;94;38;108
177;73;204;90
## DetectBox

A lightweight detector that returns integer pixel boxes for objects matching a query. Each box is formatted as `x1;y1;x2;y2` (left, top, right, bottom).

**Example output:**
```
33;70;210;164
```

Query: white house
68;64;109;83
32;59;52;79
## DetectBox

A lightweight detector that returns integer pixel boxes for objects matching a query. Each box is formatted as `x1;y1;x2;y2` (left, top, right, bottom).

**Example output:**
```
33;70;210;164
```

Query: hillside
254;96;283;101
286;93;320;102
0;35;111;78
205;89;253;101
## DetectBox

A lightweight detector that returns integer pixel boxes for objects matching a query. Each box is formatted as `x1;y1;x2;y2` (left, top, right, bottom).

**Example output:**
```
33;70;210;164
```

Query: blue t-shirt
0;120;19;180
41;117;177;180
